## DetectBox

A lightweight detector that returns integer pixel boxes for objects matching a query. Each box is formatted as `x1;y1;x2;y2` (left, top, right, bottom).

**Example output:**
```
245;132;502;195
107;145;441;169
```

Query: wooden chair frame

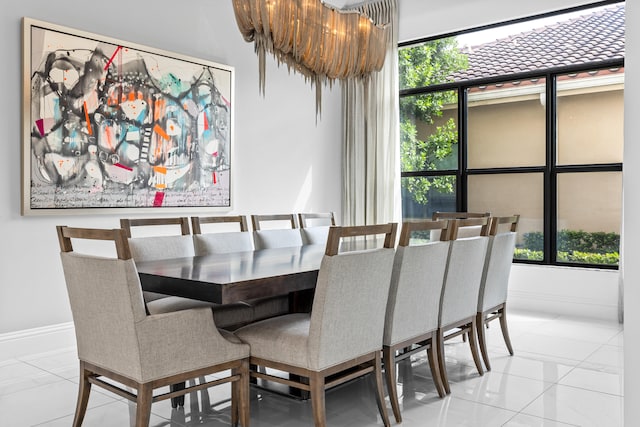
192;215;249;234
325;223;397;255
432;211;491;220
447;216;491;240
297;212;336;228
56;226;250;427
251;213;298;230
120;217;191;237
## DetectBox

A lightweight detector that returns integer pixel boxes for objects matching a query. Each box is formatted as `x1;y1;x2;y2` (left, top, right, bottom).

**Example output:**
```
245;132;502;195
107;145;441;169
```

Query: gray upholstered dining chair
298;212;336;245
235;223;398;427
251;213;303;249
476;215;520;371
120;217;254;331
383;219;450;423
191;215;254;255
436;217;491;394
56;226;250;427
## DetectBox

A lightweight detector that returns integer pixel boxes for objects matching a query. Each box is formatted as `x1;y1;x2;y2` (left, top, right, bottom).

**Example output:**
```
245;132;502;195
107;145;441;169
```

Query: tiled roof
451;4;625;81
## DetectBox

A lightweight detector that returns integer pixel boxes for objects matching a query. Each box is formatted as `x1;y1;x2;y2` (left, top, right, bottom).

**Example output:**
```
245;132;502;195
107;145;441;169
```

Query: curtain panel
342;0;401;227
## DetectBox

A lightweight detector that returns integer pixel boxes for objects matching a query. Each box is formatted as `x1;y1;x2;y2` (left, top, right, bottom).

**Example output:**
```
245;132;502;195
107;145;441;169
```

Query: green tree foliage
399;38;468;206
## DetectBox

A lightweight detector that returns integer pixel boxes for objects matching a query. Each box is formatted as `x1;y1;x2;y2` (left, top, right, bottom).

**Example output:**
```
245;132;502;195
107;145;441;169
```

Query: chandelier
232;0;390;114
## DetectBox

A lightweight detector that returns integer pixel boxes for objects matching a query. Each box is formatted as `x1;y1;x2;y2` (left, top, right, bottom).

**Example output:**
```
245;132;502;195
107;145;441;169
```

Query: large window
399;2;624;268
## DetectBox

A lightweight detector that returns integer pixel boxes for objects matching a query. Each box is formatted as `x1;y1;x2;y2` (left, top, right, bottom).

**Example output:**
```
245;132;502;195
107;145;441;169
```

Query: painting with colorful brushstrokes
21;18;233;215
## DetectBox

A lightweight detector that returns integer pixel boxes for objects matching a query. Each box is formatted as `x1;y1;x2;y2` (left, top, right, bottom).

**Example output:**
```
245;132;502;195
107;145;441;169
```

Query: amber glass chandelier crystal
232;0;390;113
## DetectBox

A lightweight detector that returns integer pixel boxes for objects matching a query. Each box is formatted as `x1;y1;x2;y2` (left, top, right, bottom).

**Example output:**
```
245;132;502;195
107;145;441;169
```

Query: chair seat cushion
235;313;311;368
146;296;254;329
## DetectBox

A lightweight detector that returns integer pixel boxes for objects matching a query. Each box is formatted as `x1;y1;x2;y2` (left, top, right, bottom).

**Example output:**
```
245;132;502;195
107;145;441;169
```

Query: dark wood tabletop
136;244;326;304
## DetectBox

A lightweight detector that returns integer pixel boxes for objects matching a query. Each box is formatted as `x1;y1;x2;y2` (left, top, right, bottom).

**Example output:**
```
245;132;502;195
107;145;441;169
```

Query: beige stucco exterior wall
412;80;623;235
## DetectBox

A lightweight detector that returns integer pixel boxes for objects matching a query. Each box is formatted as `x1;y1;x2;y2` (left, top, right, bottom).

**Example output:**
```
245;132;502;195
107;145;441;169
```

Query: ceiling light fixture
232;0;390;115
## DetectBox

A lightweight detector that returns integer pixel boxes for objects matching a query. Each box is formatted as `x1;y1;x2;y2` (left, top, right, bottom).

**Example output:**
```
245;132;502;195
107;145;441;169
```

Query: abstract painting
22;18;233;215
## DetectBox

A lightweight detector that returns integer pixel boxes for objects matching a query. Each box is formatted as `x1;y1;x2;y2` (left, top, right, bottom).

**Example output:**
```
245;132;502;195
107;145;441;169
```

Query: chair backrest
439;217;490;327
120;217;191;236
478;215;520;312
57;226;147;377
308;224;397;370
448;216;491;240
298;212;336;245
120;217;194;262
298;212;336;228
251;213;298;230
384;220;451;346
431;212;491;240
489;214;520;234
191;215;254;255
191;215;249;234
252;214;303;249
432;211;491;220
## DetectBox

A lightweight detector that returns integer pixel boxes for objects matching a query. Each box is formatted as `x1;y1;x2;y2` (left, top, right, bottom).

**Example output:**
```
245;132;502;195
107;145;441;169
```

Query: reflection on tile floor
0;310;623;426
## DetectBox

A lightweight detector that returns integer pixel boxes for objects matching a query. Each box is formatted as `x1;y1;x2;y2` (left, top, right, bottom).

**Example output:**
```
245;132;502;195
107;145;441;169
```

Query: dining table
136;243;327;309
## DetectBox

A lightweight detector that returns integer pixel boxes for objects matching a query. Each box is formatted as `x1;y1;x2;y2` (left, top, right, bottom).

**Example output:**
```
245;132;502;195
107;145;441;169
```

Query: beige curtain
342;0;401;227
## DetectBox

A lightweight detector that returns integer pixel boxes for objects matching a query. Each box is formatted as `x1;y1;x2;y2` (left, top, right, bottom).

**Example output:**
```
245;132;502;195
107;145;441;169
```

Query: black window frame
399;0;624;270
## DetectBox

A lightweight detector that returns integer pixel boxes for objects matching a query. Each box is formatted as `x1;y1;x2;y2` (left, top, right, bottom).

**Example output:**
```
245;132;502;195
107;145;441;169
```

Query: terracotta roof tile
451;4;625;81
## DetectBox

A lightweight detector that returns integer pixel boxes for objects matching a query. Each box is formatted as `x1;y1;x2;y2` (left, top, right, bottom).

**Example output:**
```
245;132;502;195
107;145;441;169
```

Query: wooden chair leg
426;340;446;398
309;373;326;427
238;359;251;427
383;346;402;423
231;370;239;427
135;383;153;427
72;364;92;427
476;312;492;371
373;353;391;427
468;319;484;376
499;306;515;355
436;328;450;395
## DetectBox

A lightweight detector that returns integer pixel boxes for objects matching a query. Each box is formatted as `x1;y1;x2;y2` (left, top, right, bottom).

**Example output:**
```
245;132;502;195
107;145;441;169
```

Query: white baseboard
509;289;619;321
508;264;621;322
0;322;75;362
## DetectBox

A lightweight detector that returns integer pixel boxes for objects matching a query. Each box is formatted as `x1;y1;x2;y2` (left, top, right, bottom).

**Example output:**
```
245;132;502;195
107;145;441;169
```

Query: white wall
0;0;343;335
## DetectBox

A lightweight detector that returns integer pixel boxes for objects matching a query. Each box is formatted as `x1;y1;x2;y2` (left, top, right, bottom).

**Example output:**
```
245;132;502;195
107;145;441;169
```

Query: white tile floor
0;309;623;426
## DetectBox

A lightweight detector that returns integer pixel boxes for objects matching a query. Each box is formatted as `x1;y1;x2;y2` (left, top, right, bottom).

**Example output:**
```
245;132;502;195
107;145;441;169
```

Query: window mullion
459;87;468;212
546;73;558;264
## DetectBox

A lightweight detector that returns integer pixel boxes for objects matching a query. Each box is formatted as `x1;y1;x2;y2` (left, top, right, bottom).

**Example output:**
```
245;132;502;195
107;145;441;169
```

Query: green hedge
514;248;619;265
522;230;620;254
516;228;620;265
